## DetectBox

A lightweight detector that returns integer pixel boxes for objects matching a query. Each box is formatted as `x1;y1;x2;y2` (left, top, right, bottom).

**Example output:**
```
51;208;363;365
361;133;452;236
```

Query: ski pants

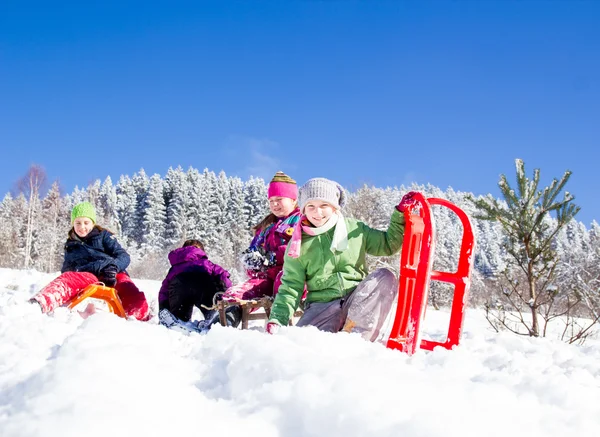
158;272;221;322
296;268;398;342
32;271;150;321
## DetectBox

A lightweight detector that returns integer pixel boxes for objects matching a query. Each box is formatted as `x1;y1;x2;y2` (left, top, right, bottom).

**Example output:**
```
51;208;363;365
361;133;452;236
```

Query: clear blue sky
1;0;599;225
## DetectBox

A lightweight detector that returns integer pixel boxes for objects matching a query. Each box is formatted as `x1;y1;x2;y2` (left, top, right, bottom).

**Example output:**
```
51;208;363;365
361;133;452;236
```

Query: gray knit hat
299;178;346;212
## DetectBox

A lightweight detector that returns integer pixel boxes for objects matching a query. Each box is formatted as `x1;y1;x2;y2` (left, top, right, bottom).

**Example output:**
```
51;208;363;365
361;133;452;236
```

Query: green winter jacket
269;209;406;326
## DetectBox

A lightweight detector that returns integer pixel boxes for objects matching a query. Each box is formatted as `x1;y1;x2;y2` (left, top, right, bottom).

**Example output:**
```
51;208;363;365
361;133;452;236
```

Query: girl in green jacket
266;177;416;342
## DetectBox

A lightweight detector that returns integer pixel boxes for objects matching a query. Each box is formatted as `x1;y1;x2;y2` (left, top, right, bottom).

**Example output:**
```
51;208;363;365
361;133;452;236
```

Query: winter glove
99;264;118;287
265;321;280;335
396;191;419;213
241;247;273;273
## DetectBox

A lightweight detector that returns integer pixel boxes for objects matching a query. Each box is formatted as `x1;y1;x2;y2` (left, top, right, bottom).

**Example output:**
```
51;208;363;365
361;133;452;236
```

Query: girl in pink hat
220;171;302;325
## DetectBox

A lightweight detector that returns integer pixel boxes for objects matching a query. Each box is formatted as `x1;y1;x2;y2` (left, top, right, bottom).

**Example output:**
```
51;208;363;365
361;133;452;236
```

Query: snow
1;268;599;437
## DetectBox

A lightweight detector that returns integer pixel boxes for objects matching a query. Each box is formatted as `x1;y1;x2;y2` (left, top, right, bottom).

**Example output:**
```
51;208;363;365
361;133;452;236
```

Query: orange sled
67;284;127;318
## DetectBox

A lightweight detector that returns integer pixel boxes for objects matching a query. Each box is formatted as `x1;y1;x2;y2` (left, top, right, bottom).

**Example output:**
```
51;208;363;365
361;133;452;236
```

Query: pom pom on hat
268;171;298;200
299;178;346;212
71;202;97;224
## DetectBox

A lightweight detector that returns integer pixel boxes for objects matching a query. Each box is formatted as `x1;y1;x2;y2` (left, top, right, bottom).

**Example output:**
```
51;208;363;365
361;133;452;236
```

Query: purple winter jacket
158;246;232;305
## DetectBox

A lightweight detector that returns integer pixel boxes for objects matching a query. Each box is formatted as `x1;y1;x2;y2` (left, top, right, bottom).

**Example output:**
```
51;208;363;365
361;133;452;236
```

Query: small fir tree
468;158;580;337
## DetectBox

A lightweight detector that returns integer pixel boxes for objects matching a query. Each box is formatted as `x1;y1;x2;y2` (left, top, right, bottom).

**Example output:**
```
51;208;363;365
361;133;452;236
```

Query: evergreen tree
130;169;150;246
164;166;188;248
140;174;167;256
70;186;87;205
243;176;269;229
185;167;206;241
0;194;19;268
115;175;137;241
8;194;28;268
201;169;220;249
220;176;252;281
468;158;580;337
87;179;101;208
99;176;118;232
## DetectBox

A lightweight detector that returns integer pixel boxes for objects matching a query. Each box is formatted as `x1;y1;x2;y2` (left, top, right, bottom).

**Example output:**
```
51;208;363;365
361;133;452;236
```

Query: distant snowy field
1;268;599;437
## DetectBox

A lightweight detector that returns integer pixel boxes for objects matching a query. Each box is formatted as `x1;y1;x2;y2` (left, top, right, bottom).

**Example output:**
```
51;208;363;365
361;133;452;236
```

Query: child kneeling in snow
158;239;232;333
266;178;416;342
30;202;150;321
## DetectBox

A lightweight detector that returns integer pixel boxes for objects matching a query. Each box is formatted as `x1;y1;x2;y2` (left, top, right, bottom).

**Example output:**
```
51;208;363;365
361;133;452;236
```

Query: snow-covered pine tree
164;166;188;248
185;167;207;241
225;175;252;280
70;186;87;205
203;170;233;267
115;175;138;241
201;169;221;251
87;179;101;208
468;158;580;339
130;169;150;247
0;194;20;268
4;194;28;268
140;174;167;257
243;176;269;229
98;176;118;232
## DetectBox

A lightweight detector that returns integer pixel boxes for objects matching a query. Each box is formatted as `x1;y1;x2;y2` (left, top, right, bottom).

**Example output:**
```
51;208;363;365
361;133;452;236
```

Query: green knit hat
71;202;97;224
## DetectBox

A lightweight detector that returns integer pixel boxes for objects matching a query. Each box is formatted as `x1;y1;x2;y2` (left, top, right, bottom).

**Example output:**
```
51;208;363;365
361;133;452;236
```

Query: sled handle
420;198;474;351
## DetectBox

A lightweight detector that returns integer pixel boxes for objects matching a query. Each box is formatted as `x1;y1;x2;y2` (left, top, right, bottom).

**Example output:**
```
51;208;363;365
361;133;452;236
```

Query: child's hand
265;322;280;335
99;264;118;287
241;248;268;272
396;191;419;213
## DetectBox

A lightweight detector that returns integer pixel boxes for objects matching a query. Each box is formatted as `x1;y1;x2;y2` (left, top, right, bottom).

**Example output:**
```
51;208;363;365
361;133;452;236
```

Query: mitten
99;264;118;287
265;321;280;335
241;248;269;272
396;191;418;213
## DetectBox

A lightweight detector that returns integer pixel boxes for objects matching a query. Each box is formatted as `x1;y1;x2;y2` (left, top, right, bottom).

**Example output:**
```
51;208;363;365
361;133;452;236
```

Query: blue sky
1;0;599;225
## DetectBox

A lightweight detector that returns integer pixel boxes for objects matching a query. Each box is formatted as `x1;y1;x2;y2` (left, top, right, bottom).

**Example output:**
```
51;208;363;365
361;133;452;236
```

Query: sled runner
67;283;127;318
216;297;304;329
386;193;474;355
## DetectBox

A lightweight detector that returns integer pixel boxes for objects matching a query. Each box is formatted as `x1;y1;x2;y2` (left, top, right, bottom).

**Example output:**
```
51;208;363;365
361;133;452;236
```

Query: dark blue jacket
61;227;130;276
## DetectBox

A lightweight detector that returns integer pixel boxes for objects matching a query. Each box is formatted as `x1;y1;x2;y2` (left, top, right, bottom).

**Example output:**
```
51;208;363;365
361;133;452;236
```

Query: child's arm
158;270;171;305
363;209;406;256
101;232;131;272
211;262;232;289
268;251;306;326
61;257;73;273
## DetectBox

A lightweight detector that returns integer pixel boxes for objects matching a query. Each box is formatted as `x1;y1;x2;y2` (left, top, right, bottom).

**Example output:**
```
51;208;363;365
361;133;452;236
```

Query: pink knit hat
267;171;298;200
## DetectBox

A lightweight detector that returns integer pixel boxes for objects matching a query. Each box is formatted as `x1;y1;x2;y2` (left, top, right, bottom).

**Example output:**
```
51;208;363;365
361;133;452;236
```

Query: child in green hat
30;202;150;321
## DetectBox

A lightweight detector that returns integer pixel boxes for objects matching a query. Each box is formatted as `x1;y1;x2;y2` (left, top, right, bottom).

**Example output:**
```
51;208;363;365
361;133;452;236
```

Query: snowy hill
1;268;599;437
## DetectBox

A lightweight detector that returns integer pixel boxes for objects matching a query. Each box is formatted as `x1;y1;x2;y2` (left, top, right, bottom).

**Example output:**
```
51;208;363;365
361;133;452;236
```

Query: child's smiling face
304;201;335;227
73;217;94;238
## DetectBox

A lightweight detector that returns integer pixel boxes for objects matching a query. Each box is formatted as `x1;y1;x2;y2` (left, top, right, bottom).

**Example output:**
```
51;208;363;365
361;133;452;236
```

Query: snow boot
159;309;205;335
226;305;242;328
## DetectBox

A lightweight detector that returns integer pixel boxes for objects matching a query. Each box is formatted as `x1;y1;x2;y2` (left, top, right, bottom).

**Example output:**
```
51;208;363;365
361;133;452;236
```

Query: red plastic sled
386;193;475;355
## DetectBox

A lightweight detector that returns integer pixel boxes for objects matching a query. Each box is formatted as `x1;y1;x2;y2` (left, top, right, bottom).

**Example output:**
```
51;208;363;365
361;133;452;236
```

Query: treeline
1;164;599;339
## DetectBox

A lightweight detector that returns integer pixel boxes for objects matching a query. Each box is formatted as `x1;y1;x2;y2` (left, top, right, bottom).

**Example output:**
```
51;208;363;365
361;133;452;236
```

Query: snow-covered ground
1;267;599;437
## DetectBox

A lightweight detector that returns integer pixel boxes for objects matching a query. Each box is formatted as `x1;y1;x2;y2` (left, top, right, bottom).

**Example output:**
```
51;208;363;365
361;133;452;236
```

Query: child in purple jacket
158;239;232;333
